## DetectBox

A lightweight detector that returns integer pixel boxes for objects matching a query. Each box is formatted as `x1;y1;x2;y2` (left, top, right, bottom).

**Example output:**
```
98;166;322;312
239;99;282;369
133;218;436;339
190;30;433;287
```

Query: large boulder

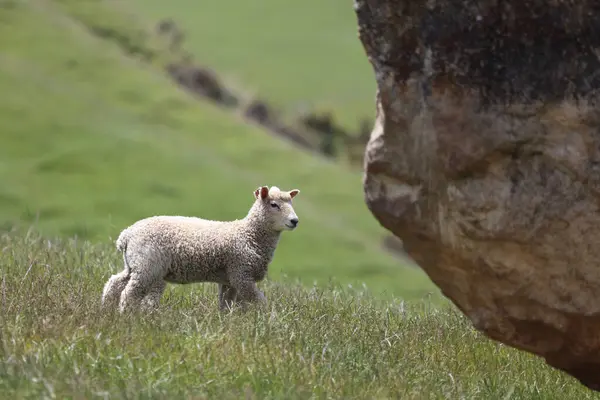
355;0;600;390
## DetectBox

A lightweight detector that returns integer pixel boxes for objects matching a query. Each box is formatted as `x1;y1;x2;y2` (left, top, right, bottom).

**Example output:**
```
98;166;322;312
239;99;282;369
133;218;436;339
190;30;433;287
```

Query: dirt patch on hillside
155;19;373;166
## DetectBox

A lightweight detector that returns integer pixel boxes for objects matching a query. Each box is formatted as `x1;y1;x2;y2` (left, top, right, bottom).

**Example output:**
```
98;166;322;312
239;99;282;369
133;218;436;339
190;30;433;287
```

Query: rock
356;0;600;390
244;99;272;125
166;62;239;107
300;111;349;157
156;18;176;35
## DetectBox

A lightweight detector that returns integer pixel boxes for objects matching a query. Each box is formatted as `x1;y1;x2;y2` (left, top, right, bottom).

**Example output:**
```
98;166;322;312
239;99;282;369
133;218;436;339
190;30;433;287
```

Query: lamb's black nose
290;218;299;227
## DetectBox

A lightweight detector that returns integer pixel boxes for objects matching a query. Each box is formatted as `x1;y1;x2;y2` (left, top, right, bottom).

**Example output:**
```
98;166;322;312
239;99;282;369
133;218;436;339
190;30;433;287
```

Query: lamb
101;185;301;313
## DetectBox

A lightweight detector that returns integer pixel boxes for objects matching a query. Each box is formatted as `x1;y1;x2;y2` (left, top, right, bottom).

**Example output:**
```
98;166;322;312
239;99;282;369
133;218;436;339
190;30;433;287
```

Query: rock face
355;0;600;390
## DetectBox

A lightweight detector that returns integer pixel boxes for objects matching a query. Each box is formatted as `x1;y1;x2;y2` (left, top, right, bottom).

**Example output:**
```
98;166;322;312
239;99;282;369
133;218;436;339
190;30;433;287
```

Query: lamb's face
266;195;299;232
254;186;301;232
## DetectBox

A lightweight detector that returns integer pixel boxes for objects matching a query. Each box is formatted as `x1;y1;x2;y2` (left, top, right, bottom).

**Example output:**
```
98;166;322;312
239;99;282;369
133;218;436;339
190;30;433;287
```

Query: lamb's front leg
228;272;267;310
218;283;238;311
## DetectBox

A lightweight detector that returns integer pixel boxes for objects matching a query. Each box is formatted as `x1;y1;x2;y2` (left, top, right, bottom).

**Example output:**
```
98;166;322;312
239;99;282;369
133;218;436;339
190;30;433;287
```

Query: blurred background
0;0;437;299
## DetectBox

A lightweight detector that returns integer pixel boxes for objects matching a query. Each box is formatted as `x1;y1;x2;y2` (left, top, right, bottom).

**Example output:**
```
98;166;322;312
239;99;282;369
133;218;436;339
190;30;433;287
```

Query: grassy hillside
127;0;376;130
0;231;595;399
0;0;435;299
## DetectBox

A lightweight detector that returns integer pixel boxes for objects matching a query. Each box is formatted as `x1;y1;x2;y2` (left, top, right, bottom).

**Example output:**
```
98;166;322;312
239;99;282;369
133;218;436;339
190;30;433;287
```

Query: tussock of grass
0;230;594;399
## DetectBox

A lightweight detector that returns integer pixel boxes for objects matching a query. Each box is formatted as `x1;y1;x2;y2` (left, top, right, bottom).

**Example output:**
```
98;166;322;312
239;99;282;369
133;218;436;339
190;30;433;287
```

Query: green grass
0;0;435;299
1;231;597;399
127;0;377;130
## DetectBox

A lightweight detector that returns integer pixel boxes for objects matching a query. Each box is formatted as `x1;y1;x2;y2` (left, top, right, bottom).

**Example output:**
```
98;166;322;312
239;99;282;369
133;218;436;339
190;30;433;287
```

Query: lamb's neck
244;222;281;247
250;226;281;252
241;216;281;260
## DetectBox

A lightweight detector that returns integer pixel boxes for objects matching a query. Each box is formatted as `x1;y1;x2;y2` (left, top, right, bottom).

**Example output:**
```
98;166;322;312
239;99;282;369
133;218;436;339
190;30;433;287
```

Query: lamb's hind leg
101;270;130;309
119;271;162;314
141;280;167;312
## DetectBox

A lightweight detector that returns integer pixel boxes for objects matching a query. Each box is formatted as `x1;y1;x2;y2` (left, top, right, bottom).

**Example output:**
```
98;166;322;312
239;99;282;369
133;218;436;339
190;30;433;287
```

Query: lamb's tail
116;228;132;275
116;228;130;252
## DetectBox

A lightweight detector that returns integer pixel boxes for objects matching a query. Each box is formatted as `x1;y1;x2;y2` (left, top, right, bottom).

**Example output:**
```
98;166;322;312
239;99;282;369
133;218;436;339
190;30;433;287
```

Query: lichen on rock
355;0;600;390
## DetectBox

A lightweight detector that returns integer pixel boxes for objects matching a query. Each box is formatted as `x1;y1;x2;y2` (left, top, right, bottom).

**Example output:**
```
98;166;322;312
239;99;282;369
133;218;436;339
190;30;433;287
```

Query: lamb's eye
270;202;279;209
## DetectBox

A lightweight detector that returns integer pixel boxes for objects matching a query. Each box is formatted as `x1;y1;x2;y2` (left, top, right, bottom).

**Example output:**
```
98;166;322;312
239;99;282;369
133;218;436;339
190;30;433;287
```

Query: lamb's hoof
219;300;237;313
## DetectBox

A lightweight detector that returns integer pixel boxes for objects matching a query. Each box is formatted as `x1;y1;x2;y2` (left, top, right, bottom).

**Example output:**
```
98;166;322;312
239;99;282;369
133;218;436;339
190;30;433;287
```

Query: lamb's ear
254;186;269;200
289;189;300;199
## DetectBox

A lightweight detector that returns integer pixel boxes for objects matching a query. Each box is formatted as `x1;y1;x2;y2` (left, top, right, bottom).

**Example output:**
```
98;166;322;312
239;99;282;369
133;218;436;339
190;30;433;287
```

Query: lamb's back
126;216;246;283
127;215;237;246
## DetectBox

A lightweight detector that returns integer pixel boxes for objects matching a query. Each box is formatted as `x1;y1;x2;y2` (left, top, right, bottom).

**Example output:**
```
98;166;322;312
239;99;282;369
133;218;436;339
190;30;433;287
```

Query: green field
127;0;377;130
0;231;595;399
0;0;434;299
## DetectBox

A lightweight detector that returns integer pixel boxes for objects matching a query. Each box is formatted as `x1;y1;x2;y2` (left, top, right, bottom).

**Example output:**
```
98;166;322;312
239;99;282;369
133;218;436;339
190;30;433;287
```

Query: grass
1;230;597;399
127;0;377;130
0;0;436;299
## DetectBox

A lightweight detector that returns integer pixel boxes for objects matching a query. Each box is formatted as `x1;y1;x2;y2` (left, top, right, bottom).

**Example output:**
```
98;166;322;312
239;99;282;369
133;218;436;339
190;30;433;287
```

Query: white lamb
101;185;300;313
